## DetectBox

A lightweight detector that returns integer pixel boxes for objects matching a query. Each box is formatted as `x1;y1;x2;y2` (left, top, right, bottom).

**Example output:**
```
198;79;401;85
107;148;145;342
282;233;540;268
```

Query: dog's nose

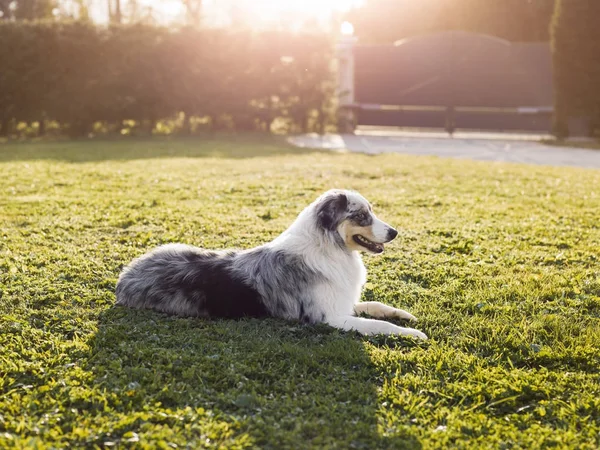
387;228;398;240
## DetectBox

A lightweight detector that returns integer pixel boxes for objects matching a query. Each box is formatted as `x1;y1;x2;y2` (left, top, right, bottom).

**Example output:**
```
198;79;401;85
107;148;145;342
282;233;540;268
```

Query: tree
0;0;11;19
551;0;600;137
0;0;56;20
108;0;122;23
346;0;555;43
183;0;202;26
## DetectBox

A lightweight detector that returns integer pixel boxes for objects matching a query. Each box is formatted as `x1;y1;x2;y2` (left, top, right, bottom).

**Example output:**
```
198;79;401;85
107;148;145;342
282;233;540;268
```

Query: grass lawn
1;136;599;449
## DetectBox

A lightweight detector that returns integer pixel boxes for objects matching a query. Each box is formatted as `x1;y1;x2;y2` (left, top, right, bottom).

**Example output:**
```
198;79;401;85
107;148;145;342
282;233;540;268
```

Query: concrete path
288;130;600;169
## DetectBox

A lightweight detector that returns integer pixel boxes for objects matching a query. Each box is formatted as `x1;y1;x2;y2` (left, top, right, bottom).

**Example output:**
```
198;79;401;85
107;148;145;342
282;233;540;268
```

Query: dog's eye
356;212;367;222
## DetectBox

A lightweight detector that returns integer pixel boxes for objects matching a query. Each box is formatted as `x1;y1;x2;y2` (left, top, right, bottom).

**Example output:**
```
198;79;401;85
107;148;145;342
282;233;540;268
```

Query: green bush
551;0;600;137
0;21;335;137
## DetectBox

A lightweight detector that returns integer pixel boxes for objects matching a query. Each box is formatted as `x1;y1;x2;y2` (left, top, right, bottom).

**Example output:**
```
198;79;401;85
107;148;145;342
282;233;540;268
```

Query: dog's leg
327;315;428;340
354;301;417;322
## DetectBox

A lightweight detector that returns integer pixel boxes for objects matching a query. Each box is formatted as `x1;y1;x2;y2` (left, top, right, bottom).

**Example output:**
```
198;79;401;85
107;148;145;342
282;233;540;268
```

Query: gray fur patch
116;244;326;323
233;247;326;323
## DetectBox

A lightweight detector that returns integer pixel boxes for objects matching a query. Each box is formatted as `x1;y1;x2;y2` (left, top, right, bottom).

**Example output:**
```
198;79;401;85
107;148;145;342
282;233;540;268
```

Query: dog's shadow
86;307;424;449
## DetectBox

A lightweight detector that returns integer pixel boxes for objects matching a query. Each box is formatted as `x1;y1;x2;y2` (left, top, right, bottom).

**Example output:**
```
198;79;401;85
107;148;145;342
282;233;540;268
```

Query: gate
343;31;553;133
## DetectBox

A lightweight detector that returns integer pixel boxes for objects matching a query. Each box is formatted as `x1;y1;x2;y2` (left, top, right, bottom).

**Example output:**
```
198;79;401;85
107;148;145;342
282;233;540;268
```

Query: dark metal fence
353;31;553;133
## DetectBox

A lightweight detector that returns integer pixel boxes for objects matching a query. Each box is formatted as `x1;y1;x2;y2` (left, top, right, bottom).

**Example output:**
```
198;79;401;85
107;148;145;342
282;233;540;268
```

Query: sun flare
229;0;362;15
91;0;363;27
203;0;364;28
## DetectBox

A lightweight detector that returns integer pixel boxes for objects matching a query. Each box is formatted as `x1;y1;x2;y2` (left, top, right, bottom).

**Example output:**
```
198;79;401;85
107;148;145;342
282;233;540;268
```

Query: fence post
336;22;357;134
445;106;456;135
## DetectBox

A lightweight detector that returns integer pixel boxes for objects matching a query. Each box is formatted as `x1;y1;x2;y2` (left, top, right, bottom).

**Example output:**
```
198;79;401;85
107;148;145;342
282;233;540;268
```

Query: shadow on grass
0;134;319;163
86;306;423;449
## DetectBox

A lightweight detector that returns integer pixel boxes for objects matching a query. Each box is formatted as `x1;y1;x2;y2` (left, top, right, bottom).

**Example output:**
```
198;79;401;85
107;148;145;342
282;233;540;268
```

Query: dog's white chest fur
269;213;367;320
312;251;367;319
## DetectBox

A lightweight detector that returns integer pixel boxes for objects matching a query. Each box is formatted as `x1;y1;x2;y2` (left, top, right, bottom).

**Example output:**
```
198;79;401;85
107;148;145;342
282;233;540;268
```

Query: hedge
551;0;600;137
0;21;336;137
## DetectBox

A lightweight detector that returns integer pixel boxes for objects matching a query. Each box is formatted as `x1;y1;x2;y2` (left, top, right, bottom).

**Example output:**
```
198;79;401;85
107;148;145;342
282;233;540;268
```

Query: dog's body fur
116;190;427;339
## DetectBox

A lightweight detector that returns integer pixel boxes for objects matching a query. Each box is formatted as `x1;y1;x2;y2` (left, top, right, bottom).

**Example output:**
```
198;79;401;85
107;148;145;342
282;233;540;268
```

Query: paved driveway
288;130;600;169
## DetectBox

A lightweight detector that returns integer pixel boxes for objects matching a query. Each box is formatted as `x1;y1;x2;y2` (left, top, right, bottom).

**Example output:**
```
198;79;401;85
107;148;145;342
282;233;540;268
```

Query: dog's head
315;189;398;254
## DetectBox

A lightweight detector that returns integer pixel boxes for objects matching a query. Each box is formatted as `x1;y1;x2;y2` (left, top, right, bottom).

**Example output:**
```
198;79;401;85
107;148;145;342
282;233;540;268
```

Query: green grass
1;136;599;449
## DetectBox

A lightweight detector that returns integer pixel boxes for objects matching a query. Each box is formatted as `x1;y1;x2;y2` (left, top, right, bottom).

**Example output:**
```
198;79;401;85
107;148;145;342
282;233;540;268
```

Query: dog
116;189;428;340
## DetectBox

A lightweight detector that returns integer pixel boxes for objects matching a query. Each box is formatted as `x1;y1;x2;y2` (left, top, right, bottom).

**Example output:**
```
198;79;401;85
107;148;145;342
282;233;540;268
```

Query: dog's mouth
352;235;385;253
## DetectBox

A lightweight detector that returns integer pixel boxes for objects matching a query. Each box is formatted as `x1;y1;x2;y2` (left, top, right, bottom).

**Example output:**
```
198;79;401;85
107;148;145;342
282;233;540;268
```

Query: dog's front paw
377;322;428;340
390;308;418;322
399;328;428;340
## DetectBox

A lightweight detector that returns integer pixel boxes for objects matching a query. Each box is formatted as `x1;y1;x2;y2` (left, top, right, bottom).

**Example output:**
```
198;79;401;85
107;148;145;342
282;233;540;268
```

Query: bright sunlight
200;0;364;28
91;0;363;27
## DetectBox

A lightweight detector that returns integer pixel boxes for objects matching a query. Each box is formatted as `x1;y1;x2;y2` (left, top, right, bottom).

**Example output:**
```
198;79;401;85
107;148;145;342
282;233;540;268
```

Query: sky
89;0;364;28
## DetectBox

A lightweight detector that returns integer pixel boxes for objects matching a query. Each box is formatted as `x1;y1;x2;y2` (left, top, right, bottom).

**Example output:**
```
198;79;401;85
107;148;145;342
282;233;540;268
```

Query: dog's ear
316;191;348;231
